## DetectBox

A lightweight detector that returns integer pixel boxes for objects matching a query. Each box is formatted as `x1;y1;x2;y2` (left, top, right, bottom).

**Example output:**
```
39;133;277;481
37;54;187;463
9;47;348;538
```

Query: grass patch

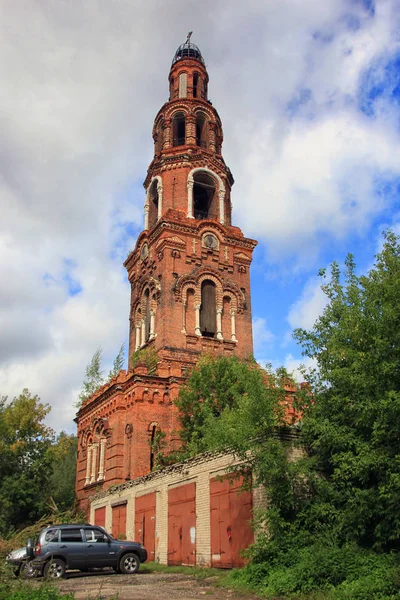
142;561;224;580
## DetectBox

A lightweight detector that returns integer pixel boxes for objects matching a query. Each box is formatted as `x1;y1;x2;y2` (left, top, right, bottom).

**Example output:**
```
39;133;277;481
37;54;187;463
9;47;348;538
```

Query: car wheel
21;561;38;579
44;558;66;579
119;553;140;574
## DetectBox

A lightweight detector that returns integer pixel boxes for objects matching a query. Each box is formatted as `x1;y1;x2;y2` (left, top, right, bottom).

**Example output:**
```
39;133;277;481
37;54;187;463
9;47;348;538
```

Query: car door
84;528;118;569
59;528;86;569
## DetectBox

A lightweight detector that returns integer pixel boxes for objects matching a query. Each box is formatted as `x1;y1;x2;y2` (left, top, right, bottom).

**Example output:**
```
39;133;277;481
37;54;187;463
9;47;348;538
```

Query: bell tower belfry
124;36;257;367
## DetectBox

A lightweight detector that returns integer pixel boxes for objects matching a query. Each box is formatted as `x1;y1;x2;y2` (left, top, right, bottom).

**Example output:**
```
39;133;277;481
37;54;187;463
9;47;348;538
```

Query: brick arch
164;103;190;120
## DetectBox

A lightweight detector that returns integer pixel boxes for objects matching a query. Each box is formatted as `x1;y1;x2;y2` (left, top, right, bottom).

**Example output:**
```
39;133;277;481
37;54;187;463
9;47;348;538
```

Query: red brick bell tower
125;37;257;367
75;37;257;512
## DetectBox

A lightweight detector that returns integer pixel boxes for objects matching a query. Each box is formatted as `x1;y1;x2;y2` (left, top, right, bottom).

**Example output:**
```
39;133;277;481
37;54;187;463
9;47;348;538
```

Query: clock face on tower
140;243;148;260
203;233;218;250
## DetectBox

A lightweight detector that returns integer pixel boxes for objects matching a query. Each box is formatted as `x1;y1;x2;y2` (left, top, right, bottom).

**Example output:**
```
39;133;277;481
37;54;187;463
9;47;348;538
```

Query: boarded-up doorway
168;483;196;566
135;493;156;561
112;503;127;539
94;506;105;528
210;475;253;568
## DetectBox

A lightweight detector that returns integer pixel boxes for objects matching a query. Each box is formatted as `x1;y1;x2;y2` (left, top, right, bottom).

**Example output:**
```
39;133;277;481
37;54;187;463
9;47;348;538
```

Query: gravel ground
54;569;263;600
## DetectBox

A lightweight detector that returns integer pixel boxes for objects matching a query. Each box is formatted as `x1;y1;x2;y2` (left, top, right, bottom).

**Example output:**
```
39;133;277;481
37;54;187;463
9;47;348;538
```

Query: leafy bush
228;542;400;598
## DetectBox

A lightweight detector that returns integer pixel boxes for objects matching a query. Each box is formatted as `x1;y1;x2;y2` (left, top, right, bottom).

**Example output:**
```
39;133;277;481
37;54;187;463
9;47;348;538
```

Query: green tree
48;432;78;512
107;343;125;380
0;389;55;535
77;344;126;408
173;355;302;516
76;348;104;407
294;230;400;550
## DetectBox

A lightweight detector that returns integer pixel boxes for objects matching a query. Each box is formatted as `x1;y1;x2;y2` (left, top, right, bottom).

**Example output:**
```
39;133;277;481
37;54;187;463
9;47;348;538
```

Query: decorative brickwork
75;39;257;513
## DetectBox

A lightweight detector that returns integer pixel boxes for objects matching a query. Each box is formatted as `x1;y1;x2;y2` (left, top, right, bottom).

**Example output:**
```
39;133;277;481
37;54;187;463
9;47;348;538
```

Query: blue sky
0;0;399;432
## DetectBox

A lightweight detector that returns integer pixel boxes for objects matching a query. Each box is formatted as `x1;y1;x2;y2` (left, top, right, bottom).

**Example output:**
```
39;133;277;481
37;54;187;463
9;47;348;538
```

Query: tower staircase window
193;172;216;219
173;112;186;147
200;280;216;337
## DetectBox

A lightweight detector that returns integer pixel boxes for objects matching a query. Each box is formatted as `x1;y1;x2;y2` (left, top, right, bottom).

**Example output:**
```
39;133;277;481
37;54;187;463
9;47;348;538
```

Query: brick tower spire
124;36;257;367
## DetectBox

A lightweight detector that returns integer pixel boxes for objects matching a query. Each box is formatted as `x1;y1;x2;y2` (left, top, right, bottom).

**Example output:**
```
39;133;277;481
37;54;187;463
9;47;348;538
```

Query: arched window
193;172;217;219
148;180;159;229
196;114;207;148
200;280;216;337
172;112;186;147
193;72;199;98
169;77;174;100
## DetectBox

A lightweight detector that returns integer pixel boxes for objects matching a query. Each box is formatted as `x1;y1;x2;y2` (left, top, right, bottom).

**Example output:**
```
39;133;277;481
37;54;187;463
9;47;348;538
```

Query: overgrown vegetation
171;231;400;598
76;343;125;407
130;346;158;374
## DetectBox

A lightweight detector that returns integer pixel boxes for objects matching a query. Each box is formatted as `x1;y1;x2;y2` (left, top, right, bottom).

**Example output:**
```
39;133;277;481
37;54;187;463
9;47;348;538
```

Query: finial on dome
171;33;205;67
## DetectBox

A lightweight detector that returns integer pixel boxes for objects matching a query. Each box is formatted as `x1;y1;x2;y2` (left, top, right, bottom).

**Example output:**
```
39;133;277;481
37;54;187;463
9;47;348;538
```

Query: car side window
84;528;107;543
44;529;60;543
60;529;83;543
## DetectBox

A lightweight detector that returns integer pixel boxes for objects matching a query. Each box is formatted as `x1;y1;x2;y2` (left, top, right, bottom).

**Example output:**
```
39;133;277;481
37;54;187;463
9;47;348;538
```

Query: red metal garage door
168;482;196;566
112;503;127;539
210;475;253;568
94;506;106;528
135;493;156;561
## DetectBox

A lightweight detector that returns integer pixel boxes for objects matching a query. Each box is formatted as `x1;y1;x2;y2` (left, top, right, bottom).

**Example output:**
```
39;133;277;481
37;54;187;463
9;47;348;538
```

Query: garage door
135;493;156;561
112;503;127;539
94;506;106;528
168;483;196;566
210;475;253;568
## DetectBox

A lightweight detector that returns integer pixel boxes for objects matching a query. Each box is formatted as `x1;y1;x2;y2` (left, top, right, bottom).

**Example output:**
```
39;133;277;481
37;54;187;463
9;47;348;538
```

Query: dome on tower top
171;34;205;66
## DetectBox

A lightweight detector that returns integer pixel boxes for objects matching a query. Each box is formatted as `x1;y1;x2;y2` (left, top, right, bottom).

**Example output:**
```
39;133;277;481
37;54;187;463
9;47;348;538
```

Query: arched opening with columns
195;113;207;148
200;279;217;337
187;168;226;224
172;112;186;146
176;271;241;343
193;172;217;219
84;423;108;486
145;176;163;230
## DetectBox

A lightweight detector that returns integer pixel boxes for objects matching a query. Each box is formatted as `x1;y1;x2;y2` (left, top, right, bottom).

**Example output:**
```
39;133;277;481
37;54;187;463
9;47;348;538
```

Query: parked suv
17;523;147;578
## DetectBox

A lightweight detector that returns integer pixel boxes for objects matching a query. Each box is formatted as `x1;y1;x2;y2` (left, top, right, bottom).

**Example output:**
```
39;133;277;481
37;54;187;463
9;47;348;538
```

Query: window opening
148;180;159;228
193;172;216;219
173;112;186;147
150;425;157;471
200;280;216;337
196;115;206;148
169;77;174;100
193;73;199;98
144;289;150;343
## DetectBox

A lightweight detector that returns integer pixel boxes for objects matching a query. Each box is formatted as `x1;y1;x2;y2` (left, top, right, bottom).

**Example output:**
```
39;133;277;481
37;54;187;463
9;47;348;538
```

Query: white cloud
288;277;328;330
283;354;317;383
0;0;399;432
252;316;274;358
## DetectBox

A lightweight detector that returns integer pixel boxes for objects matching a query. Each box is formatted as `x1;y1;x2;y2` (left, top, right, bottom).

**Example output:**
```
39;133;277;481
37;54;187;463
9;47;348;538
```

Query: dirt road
56;569;263;600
